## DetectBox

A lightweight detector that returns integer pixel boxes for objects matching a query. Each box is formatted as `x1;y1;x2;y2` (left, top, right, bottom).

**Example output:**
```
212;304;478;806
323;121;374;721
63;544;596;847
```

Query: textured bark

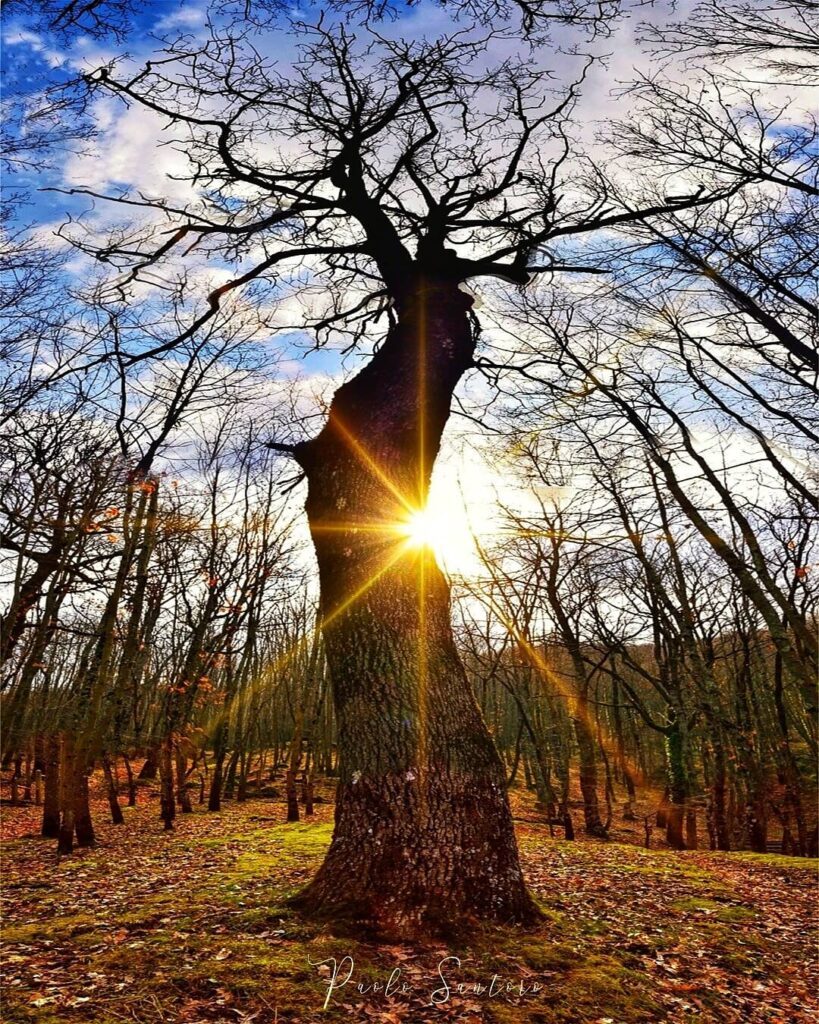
41;736;61;838
102;753;124;825
159;735;175;831
574;711;607;837
74;768;96;847
293;279;537;936
57;733;76;855
139;748;159;780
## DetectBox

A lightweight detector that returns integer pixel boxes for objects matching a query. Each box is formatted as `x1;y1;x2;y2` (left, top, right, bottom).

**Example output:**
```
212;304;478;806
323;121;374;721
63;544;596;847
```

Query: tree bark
574;708;607;838
223;748;240;800
42;736;61;838
74;766;96;847
286;712;302;824
123;754;137;807
159;735;176;831
139;747;159;780
292;279;537;936
208;748;226;812
665;722;688;850
57;733;76;854
176;746;193;814
102;752;125;825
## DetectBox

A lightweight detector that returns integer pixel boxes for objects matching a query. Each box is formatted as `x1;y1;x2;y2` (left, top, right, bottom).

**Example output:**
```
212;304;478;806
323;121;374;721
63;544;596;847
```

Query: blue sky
2;2;234;233
3;0;811;576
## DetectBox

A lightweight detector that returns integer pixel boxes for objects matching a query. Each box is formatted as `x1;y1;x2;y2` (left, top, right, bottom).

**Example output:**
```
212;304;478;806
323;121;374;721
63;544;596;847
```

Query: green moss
277;820;334;852
567;957;659;1020
232;851;280;875
724;852;819;870
512;938;577;973
3;912;103;944
671;897;756;923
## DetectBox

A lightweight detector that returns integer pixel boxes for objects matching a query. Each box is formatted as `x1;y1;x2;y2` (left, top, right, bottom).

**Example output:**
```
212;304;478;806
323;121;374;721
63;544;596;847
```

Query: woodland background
1;0;817;1021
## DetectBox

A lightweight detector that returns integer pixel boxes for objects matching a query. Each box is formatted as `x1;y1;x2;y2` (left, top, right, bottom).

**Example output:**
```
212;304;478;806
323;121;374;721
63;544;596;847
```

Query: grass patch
671;896;756;923
723;852;819;871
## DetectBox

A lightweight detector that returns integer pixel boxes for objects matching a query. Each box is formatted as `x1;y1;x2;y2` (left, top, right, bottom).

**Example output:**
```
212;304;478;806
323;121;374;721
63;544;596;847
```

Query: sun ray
473;588;658;798
416;290;431;801
329;413;416;515
207;535;414;730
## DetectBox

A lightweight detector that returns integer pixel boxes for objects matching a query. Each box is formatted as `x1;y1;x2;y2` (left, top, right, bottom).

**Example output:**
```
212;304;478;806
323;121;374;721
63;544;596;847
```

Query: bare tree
640;0;819;84
56;7;737;932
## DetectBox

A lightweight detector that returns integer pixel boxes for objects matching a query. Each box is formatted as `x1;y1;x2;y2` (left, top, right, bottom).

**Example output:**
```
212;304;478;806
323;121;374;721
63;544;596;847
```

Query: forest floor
1;783;817;1024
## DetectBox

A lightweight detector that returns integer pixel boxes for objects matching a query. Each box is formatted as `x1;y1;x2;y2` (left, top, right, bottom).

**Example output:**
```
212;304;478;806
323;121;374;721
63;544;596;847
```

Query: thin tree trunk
611;680;637;818
123;754;137;807
23;745;33;803
102;753;125;825
506;720;524;787
159;735;175;831
74;766;96;847
208;749;226;812
176;746;193;814
42;736;61;838
711;740;731;850
286;713;302;823
303;760;315;818
223;748;240;800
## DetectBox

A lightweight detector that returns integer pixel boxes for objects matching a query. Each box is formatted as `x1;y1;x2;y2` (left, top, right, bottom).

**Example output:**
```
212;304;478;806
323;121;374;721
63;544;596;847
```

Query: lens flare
399;507;440;550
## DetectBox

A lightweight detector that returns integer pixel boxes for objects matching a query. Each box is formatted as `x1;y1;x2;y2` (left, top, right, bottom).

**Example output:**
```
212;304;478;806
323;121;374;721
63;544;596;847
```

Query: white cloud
155;3;208;31
63;98;199;204
3;27;67;68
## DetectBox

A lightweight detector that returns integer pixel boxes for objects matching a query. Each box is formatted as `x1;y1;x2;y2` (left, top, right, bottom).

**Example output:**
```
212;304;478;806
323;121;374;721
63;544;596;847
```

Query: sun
399;507;440;550
395;497;482;577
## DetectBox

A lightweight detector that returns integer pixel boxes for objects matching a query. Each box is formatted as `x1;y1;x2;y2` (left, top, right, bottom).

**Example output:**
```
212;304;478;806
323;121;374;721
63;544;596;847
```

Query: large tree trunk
292;279;537;936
